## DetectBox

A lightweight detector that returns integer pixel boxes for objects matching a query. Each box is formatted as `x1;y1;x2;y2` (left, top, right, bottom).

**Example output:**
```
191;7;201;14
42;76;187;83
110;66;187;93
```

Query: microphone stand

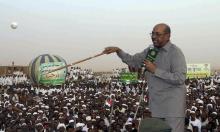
108;82;115;132
134;67;148;131
134;67;147;119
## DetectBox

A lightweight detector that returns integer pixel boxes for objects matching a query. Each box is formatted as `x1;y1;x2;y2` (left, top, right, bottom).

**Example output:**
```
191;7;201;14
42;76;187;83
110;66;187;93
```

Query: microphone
140;46;159;78
145;47;159;63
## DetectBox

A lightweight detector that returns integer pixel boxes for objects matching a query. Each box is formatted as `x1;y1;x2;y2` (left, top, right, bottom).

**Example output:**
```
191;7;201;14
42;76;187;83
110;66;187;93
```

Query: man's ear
165;33;170;40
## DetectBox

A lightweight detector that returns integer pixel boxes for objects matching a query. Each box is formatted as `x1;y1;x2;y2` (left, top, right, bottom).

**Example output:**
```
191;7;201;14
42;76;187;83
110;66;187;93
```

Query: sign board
119;72;138;84
187;63;211;79
39;62;66;85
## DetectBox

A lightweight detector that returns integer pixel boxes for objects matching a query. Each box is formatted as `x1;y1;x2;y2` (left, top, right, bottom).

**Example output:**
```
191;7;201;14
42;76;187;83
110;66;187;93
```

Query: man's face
151;25;170;48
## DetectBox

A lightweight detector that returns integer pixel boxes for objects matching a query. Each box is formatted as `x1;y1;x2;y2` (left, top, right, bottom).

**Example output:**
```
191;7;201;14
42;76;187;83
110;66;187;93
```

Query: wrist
116;48;121;53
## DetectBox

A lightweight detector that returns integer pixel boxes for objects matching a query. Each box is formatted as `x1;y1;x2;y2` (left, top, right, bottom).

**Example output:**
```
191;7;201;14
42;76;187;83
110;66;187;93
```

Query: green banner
187;63;211;79
39;62;66;85
119;72;138;84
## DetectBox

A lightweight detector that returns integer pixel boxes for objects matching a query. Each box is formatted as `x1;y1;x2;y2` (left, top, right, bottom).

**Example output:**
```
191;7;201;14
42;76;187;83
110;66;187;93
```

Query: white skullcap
82;105;86;108
7;114;12;118
136;102;140;105
57;123;66;129
36;123;43;126
91;119;96;122
122;104;128;107
186;109;191;113
196;98;200;102
127;118;133;122
74;115;78;118
76;123;85;128
130;112;134;115
38;110;43;113
45;106;49;109
69;119;74;123
19;104;24;107
191;106;197;111
21;123;27;126
198;100;204;104
125;122;132;126
190;111;195;114
63;107;68;109
207;104;213;108
212;112;217;115
42;116;48;121
86;116;92;121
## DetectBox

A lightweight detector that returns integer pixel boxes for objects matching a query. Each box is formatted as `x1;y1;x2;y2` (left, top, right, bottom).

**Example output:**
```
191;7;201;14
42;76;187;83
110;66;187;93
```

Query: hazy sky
0;0;219;71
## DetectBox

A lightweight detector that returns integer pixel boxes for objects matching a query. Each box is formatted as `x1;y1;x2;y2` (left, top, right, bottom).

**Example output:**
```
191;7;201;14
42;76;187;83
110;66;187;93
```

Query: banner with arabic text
187;63;211;79
39;62;66;85
119;72;138;84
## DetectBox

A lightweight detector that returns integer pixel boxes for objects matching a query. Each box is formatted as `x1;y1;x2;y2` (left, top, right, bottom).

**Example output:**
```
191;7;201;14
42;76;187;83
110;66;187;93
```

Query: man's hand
103;47;121;54
143;60;156;73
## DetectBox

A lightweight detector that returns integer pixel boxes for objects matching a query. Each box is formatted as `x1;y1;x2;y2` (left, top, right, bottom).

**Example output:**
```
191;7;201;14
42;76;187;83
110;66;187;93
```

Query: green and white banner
39;62;66;85
119;72;138;84
187;63;211;79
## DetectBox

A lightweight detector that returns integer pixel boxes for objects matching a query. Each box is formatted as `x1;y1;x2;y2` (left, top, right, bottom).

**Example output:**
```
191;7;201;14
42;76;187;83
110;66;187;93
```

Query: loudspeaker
139;118;172;132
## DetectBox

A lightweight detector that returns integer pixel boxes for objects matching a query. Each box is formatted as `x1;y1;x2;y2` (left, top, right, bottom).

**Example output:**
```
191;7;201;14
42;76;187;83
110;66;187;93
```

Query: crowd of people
66;67;94;81
185;75;220;132
0;71;28;86
0;67;220;132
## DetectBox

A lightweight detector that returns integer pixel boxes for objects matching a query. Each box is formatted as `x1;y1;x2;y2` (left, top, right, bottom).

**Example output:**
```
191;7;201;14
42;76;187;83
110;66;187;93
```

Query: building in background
0;65;28;76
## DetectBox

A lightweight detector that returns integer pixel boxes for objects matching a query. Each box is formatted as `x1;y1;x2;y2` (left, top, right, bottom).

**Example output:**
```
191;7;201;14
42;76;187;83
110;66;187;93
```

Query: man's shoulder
169;43;184;54
169;42;179;49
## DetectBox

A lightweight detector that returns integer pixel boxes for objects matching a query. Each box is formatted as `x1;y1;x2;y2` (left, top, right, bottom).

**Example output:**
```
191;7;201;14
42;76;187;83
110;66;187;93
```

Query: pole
44;52;105;74
108;82;114;132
